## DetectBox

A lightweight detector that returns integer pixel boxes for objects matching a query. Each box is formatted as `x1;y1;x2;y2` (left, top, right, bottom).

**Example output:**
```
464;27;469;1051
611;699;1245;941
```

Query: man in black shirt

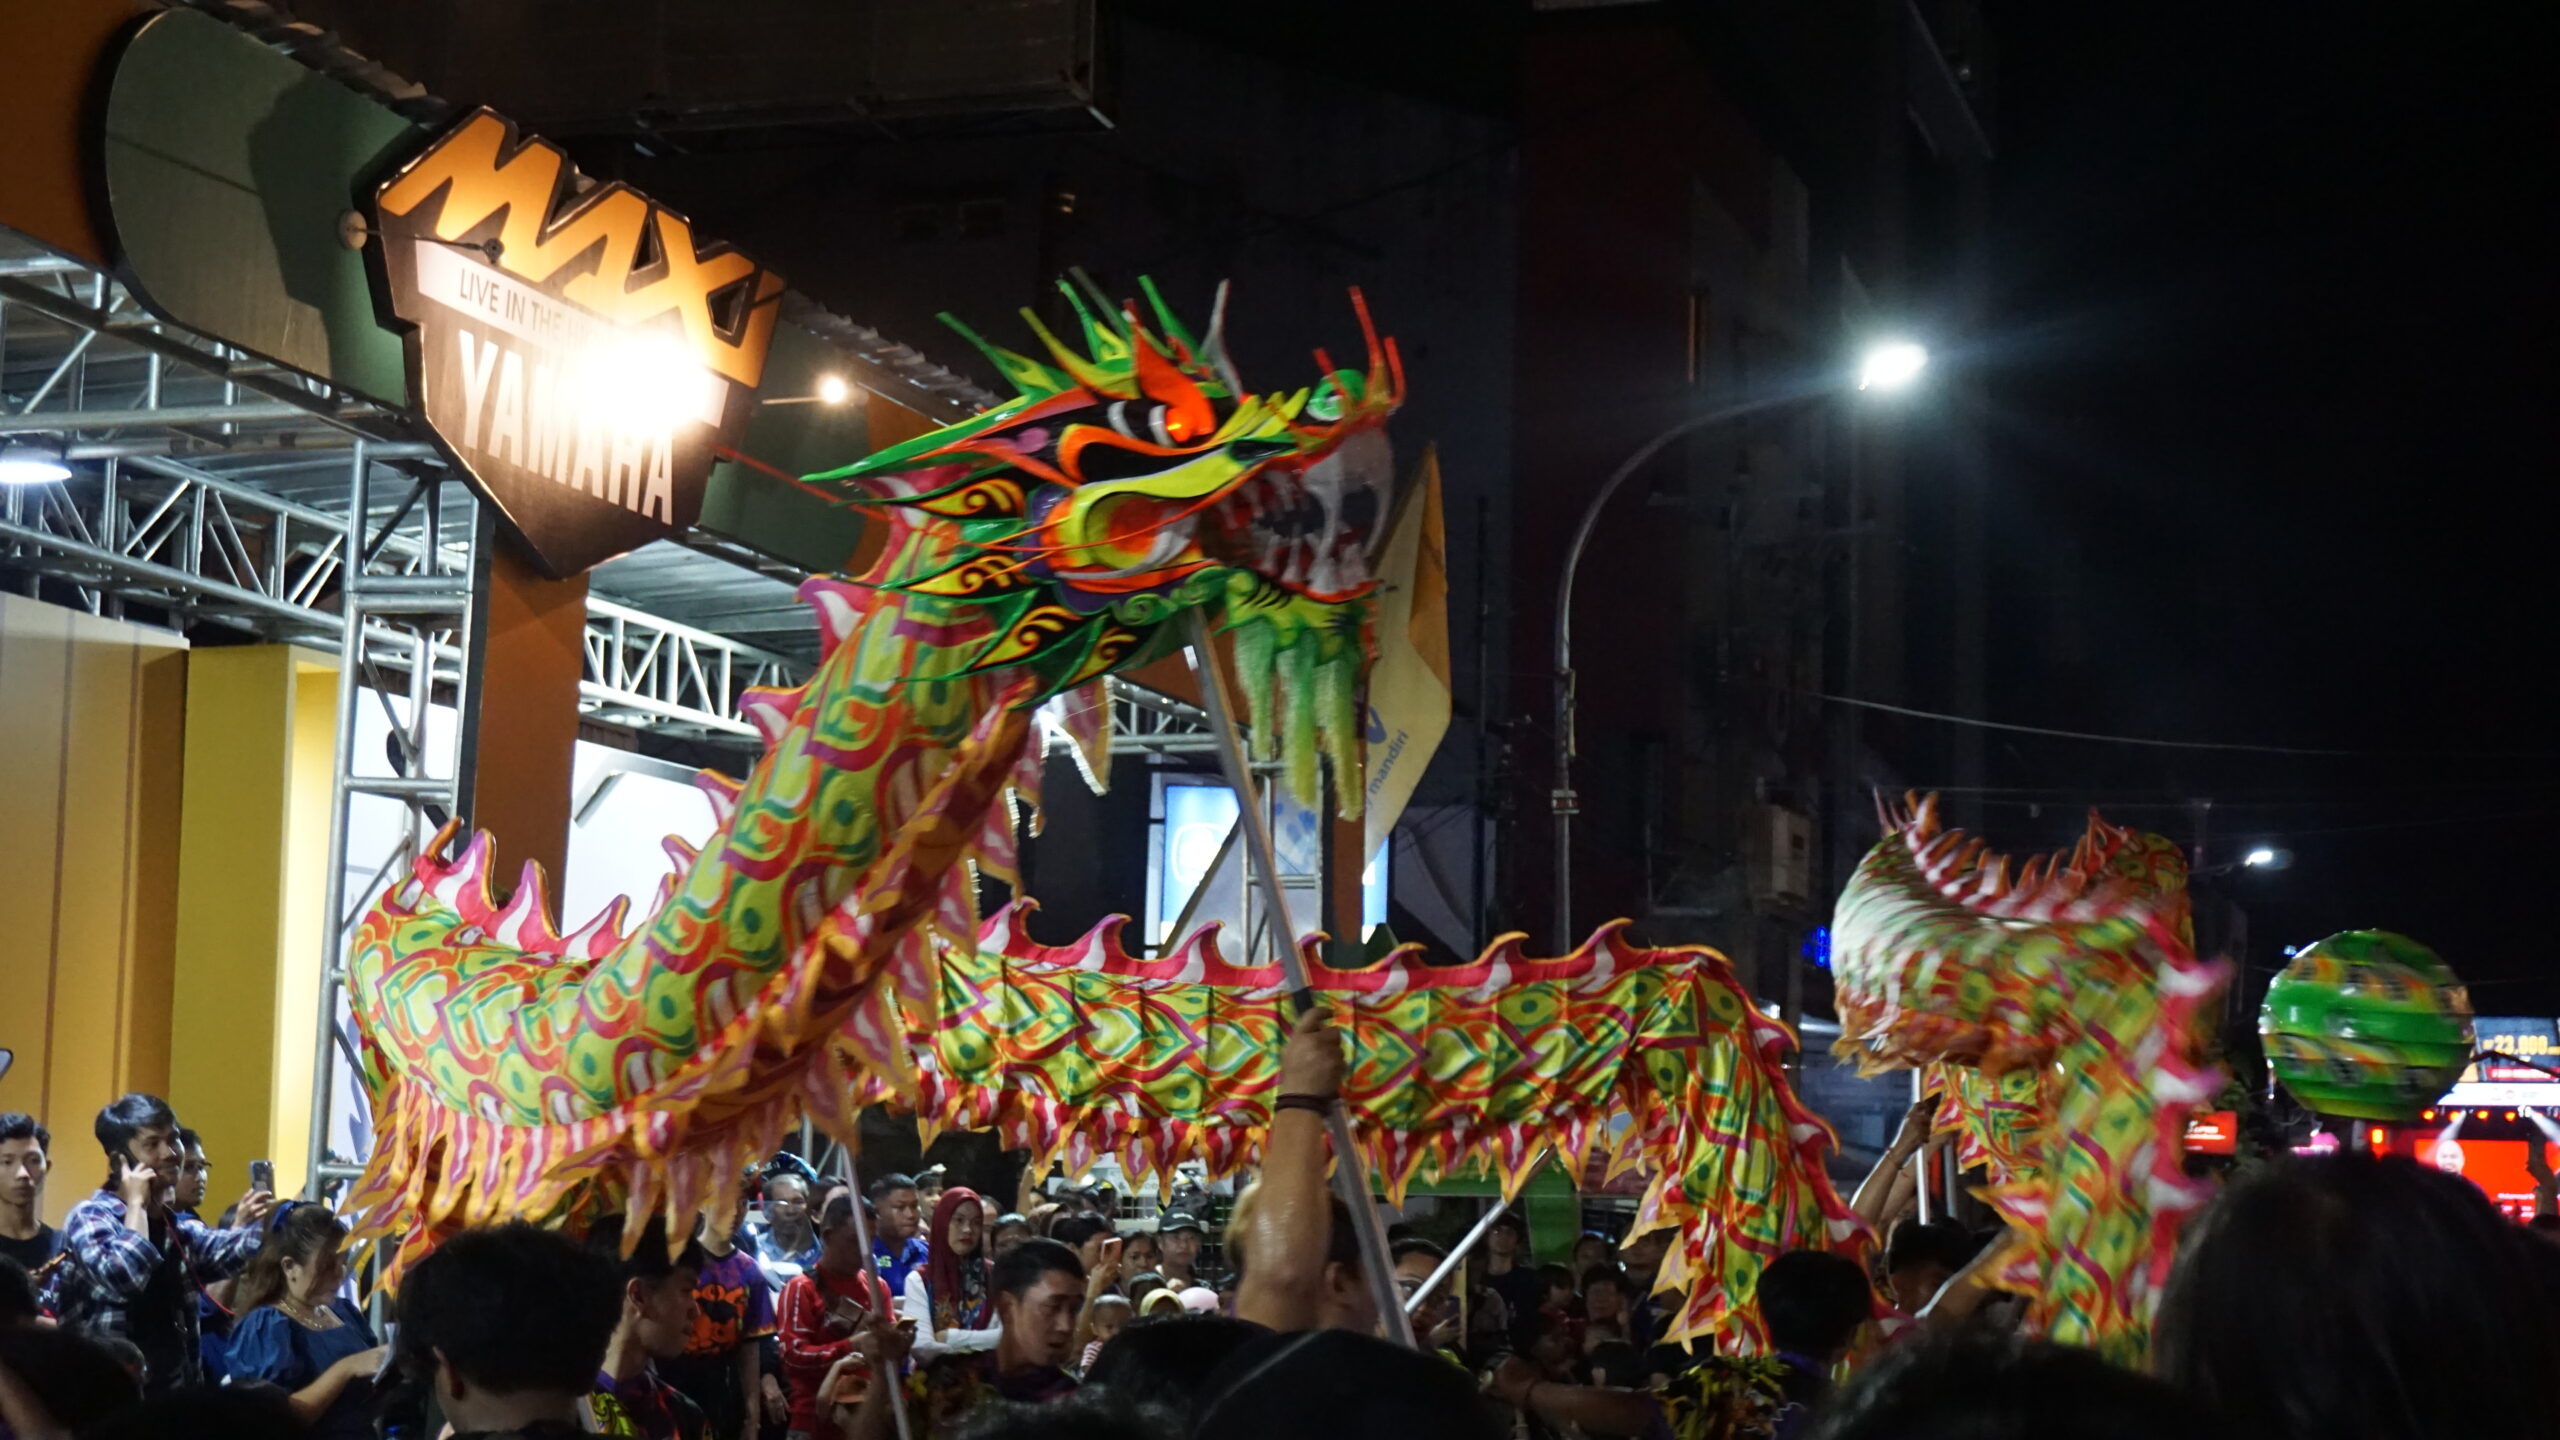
1481;1211;1543;1346
394;1222;624;1440
0;1114;57;1278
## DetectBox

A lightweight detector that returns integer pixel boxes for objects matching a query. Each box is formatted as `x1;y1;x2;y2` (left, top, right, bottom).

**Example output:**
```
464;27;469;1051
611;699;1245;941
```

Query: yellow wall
0;594;187;1223
168;644;338;1206
274;661;339;1194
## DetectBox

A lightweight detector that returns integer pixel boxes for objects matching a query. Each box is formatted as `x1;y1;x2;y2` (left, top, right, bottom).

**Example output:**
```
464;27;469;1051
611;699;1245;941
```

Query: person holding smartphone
51;1094;273;1391
221;1203;389;1440
774;1196;892;1440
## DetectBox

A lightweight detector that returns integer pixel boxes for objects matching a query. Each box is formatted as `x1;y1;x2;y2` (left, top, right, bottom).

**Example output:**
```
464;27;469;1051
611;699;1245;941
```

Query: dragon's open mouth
1206;428;1393;602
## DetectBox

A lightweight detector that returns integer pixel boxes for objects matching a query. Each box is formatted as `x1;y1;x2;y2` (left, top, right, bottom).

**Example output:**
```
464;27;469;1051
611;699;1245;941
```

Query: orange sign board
372;108;785;576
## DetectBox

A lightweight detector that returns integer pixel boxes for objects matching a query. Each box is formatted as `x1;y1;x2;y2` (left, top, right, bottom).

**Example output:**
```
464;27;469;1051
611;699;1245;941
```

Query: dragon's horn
1350;286;1386;389
1199;280;1245;398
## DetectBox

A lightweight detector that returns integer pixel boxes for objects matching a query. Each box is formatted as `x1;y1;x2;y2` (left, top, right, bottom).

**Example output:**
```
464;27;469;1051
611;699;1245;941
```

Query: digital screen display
1151;781;1386;946
2385;1134;2560;1221
2183;1111;2238;1155
2442;1017;2560;1107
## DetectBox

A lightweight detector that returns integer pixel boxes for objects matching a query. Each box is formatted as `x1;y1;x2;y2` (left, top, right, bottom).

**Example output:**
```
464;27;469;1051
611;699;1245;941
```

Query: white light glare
816;373;852;405
579;333;721;433
0;443;71;486
1856;340;1929;393
2245;848;2278;867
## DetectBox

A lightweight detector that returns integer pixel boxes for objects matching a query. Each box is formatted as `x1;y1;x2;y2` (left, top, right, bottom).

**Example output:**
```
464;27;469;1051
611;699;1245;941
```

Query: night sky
1964;6;2560;1015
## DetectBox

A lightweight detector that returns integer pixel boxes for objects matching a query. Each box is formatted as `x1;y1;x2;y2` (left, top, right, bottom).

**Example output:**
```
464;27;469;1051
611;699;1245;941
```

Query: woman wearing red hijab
896;1186;1001;1363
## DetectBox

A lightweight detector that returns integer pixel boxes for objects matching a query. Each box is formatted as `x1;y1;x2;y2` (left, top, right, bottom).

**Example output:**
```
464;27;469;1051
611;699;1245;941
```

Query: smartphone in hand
249;1159;275;1193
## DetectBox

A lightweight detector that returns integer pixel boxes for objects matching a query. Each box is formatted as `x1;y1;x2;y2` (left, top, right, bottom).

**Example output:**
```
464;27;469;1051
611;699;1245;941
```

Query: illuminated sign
2441;1017;2556;1107
2468;1018;2558;1083
372;109;785;576
2386;1133;2558;1221
2183;1110;2238;1156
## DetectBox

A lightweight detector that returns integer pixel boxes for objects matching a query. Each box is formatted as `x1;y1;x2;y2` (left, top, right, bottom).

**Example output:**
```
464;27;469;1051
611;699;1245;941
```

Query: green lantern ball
2259;930;2474;1121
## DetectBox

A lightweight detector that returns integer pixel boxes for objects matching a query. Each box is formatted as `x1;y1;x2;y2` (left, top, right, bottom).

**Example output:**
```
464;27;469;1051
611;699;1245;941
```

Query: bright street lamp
1552;339;1928;949
2198;846;2290;878
1856;340;1929;393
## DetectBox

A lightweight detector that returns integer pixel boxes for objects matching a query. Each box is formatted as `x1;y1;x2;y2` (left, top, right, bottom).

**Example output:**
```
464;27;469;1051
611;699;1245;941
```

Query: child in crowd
1135;1287;1184;1320
988;1213;1031;1259
1078;1293;1131;1373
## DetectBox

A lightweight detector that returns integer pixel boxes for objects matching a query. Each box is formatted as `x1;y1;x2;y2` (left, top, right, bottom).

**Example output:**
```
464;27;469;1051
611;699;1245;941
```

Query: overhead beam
0;401;330;433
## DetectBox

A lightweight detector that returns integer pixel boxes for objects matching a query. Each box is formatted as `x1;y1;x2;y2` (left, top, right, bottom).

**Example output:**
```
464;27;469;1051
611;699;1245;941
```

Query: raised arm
1070;1236;1123;1355
1234;1005;1346;1333
63;1191;164;1302
182;1194;273;1281
1484;1356;1665;1437
1918;1227;2021;1331
1851;1097;1936;1231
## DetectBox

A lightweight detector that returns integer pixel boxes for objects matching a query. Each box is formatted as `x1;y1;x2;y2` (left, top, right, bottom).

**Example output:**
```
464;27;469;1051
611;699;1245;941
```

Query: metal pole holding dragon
1185;612;1419;1348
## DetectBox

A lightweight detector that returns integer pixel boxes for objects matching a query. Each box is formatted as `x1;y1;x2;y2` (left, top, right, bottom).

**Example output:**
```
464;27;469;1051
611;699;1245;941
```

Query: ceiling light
0;442;71;485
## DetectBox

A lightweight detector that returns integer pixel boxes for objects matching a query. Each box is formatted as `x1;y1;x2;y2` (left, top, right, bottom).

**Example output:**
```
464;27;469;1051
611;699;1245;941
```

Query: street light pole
1550;342;1926;955
1552;398;1784;952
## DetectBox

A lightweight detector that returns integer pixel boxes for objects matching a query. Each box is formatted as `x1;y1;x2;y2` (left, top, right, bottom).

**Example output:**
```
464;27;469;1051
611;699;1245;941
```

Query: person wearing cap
1135;1287;1185;1320
1156;1210;1208;1290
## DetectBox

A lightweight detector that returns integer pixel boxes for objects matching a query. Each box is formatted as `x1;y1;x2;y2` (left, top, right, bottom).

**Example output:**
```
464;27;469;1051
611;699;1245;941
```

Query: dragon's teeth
1281;540;1310;586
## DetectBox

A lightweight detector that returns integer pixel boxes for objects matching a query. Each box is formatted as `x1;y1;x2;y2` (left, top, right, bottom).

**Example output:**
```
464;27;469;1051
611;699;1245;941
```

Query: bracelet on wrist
1273;1092;1337;1116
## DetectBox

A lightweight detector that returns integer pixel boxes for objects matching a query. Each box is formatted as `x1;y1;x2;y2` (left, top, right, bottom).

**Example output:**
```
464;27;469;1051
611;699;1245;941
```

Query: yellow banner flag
1362;447;1451;859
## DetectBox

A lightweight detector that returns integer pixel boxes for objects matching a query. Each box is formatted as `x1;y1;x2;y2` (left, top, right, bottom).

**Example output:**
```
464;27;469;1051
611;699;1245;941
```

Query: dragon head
815;275;1404;812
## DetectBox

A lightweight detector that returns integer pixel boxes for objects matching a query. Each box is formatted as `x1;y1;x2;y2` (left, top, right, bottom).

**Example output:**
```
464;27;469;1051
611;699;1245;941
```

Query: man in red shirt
776;1195;894;1440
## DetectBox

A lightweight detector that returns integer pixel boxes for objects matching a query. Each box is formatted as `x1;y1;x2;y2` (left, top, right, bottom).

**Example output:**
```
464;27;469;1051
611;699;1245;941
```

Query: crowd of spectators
4;1013;2559;1438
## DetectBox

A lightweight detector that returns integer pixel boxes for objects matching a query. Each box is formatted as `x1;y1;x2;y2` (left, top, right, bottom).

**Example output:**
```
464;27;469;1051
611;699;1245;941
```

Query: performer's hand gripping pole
1184;612;1420;1349
838;1156;915;1440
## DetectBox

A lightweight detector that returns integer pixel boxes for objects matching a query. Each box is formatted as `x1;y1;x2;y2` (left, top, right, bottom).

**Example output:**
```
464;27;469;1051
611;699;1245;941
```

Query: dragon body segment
916;905;1864;1349
1829;795;2224;1362
345;538;1057;1269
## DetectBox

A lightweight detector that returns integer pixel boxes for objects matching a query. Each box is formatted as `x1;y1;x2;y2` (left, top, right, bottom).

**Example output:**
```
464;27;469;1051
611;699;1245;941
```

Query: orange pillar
465;532;587;905
1327;810;1367;963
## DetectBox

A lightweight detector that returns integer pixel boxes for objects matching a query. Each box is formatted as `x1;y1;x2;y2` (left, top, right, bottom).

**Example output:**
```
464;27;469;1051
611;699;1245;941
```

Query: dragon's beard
1226;596;1369;819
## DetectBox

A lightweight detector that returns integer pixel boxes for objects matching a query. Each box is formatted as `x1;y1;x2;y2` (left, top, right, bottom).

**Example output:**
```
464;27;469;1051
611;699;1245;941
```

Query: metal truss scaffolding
305;453;477;1193
1;226;1230;1210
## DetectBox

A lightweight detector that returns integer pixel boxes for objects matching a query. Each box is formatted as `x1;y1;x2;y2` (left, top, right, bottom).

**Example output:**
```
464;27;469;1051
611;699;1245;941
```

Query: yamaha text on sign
372;108;785;577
